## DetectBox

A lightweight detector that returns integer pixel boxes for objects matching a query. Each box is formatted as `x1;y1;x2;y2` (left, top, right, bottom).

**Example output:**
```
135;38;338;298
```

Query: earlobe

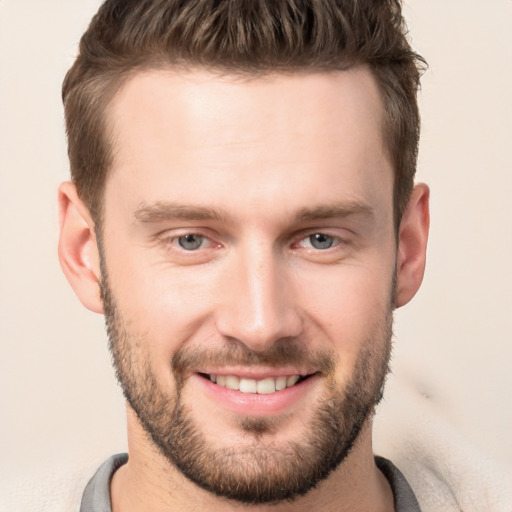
395;183;430;308
58;182;104;314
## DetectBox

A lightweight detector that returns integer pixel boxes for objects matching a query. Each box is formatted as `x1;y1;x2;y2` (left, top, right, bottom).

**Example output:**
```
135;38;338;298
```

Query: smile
195;371;320;416
201;373;311;394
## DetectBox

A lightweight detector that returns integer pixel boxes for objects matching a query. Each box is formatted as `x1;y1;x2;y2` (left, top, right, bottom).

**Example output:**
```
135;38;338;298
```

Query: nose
215;243;303;352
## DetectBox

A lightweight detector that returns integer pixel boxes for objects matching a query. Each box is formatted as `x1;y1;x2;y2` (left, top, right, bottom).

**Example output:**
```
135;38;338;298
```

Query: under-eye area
198;373;315;394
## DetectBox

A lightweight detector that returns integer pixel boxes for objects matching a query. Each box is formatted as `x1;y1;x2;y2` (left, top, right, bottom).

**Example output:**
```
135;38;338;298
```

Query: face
100;67;397;503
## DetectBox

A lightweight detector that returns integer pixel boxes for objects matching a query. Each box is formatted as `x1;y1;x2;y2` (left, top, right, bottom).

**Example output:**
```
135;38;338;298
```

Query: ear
58;182;104;314
395;183;430;308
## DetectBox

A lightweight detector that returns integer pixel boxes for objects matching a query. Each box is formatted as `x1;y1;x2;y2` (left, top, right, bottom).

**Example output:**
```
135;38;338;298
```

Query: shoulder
374;373;512;512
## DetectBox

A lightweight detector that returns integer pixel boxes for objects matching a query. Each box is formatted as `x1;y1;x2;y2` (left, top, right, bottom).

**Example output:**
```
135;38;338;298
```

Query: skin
58;66;429;511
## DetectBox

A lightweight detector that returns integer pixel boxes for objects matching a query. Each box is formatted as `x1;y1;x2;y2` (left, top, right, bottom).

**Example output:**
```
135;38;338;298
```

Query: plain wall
1;0;511;478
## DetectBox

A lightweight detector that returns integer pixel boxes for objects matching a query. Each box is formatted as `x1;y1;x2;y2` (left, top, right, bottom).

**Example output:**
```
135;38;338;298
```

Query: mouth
194;370;321;416
198;372;314;394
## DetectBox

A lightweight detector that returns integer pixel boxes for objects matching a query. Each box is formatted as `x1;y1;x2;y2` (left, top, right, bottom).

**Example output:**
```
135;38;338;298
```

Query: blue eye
308;233;334;249
178;234;204;250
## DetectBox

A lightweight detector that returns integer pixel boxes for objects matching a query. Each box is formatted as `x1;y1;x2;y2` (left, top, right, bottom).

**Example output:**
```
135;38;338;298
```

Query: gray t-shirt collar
81;453;421;511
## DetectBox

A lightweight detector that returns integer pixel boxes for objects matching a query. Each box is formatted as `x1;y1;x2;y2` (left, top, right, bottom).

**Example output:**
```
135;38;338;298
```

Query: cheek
296;258;394;362
106;253;220;354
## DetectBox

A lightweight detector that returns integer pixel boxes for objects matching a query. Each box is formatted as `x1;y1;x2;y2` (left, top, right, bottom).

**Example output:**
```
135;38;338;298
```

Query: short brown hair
63;0;426;226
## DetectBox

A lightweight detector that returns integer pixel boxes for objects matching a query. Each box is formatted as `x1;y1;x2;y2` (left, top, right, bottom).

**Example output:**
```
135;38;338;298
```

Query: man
57;0;429;510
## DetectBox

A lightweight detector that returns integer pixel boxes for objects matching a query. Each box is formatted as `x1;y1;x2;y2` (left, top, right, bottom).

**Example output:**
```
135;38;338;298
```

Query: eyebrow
134;202;234;224
295;202;374;222
133;200;374;225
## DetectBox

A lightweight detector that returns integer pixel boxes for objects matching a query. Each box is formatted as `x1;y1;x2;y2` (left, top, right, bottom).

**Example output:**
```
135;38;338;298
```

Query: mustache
172;340;335;378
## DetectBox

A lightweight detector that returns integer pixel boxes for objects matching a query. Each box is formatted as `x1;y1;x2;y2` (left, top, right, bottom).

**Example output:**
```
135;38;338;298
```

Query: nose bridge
216;239;302;350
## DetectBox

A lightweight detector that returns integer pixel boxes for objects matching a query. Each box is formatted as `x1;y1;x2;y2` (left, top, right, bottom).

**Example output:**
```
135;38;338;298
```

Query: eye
305;233;336;250
177;234;205;250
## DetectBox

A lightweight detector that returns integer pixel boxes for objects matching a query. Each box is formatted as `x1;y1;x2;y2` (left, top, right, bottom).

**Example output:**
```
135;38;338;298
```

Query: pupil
310;233;333;249
179;234;203;250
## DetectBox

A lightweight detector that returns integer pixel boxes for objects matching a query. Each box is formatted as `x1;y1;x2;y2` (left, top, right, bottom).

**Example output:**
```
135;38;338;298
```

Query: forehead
104;66;392;225
107;66;386;155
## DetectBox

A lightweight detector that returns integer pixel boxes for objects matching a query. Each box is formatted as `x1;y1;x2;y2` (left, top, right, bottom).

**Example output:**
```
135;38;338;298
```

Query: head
62;0;425;230
58;0;429;507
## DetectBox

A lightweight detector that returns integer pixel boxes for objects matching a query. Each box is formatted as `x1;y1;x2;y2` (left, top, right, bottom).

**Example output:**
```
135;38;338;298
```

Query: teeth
239;378;257;393
275;376;287;391
287;375;300;387
208;374;304;394
257;378;276;394
225;375;240;390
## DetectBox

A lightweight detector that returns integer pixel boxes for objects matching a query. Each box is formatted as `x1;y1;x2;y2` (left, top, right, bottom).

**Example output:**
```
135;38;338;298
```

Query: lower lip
193;374;320;416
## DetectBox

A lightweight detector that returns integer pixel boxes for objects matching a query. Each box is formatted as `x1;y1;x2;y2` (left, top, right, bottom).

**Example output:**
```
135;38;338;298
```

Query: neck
111;410;394;512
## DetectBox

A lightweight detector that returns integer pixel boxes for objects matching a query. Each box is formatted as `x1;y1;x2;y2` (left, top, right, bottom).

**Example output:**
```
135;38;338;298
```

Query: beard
101;274;393;505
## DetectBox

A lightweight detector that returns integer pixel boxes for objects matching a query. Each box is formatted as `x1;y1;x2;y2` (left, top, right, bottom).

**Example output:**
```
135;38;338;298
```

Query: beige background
1;0;511;480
